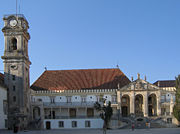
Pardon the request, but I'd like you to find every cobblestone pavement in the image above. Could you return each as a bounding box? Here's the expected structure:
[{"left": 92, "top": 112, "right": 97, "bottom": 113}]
[{"left": 0, "top": 128, "right": 180, "bottom": 134}]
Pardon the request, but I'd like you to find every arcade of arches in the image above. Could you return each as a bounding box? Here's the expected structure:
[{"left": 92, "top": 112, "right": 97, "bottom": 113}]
[{"left": 119, "top": 93, "right": 159, "bottom": 117}]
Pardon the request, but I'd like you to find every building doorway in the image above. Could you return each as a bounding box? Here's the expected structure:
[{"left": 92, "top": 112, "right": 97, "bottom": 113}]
[
  {"left": 46, "top": 121, "right": 51, "bottom": 129},
  {"left": 69, "top": 108, "right": 76, "bottom": 118},
  {"left": 121, "top": 95, "right": 130, "bottom": 117},
  {"left": 87, "top": 108, "right": 94, "bottom": 117}
]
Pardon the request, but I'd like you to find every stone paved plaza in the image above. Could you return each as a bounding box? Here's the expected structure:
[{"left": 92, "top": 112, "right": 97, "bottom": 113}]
[{"left": 0, "top": 128, "right": 180, "bottom": 134}]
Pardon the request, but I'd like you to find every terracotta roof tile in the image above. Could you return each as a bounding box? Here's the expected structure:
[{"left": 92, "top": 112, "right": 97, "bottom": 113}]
[
  {"left": 153, "top": 80, "right": 175, "bottom": 87},
  {"left": 31, "top": 68, "right": 130, "bottom": 91}
]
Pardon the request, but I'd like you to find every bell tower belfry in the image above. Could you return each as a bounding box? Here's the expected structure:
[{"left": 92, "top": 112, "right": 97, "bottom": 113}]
[{"left": 1, "top": 14, "right": 31, "bottom": 129}]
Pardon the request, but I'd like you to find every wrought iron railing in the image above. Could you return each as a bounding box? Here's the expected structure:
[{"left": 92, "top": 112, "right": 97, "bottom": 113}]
[
  {"left": 44, "top": 115, "right": 100, "bottom": 119},
  {"left": 31, "top": 101, "right": 117, "bottom": 107},
  {"left": 43, "top": 102, "right": 97, "bottom": 107},
  {"left": 44, "top": 114, "right": 119, "bottom": 120}
]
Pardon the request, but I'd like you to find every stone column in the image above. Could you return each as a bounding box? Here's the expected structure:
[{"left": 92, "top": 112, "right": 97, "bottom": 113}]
[
  {"left": 130, "top": 92, "right": 135, "bottom": 114},
  {"left": 117, "top": 91, "right": 121, "bottom": 118},
  {"left": 143, "top": 92, "right": 148, "bottom": 117},
  {"left": 170, "top": 95, "right": 174, "bottom": 116},
  {"left": 157, "top": 96, "right": 161, "bottom": 116}
]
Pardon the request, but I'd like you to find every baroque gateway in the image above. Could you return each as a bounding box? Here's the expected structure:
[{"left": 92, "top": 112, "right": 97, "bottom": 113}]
[{"left": 0, "top": 14, "right": 177, "bottom": 130}]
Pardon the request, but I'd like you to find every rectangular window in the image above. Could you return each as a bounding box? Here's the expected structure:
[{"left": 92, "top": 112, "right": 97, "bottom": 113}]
[
  {"left": 85, "top": 121, "right": 91, "bottom": 128},
  {"left": 67, "top": 96, "right": 71, "bottom": 103},
  {"left": 13, "top": 96, "right": 16, "bottom": 102},
  {"left": 87, "top": 108, "right": 94, "bottom": 117},
  {"left": 13, "top": 85, "right": 16, "bottom": 91},
  {"left": 5, "top": 119, "right": 8, "bottom": 128},
  {"left": 12, "top": 75, "right": 16, "bottom": 81},
  {"left": 3, "top": 100, "right": 7, "bottom": 115},
  {"left": 112, "top": 96, "right": 117, "bottom": 103},
  {"left": 69, "top": 108, "right": 76, "bottom": 117},
  {"left": 82, "top": 97, "right": 86, "bottom": 102},
  {"left": 50, "top": 98, "right": 55, "bottom": 103},
  {"left": 59, "top": 121, "right": 64, "bottom": 128},
  {"left": 72, "top": 121, "right": 77, "bottom": 128}
]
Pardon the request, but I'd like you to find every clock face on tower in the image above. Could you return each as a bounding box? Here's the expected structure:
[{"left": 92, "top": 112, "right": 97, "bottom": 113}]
[{"left": 10, "top": 19, "right": 17, "bottom": 27}]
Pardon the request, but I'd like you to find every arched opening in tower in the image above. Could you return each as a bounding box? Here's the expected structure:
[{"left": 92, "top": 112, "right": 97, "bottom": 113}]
[{"left": 11, "top": 38, "right": 17, "bottom": 50}]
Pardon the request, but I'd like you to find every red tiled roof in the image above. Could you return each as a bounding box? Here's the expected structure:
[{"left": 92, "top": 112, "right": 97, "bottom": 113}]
[
  {"left": 31, "top": 68, "right": 130, "bottom": 91},
  {"left": 153, "top": 80, "right": 175, "bottom": 87}
]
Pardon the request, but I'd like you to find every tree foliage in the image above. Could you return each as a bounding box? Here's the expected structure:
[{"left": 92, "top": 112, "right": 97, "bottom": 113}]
[
  {"left": 94, "top": 101, "right": 113, "bottom": 128},
  {"left": 173, "top": 75, "right": 180, "bottom": 122}
]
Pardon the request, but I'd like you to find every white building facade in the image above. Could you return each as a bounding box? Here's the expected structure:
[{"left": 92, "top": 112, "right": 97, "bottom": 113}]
[{"left": 30, "top": 70, "right": 176, "bottom": 129}]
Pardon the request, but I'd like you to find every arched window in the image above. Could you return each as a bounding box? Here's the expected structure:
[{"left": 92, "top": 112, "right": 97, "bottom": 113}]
[{"left": 11, "top": 38, "right": 17, "bottom": 50}]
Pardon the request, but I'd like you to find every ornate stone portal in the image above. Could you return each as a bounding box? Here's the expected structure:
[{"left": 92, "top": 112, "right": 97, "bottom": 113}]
[{"left": 117, "top": 77, "right": 162, "bottom": 117}]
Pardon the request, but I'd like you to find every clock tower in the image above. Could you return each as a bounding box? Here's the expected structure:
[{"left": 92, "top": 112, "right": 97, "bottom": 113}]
[{"left": 1, "top": 14, "right": 31, "bottom": 129}]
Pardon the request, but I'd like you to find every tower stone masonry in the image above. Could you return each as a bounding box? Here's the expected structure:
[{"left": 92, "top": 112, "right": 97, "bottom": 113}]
[{"left": 1, "top": 14, "right": 31, "bottom": 129}]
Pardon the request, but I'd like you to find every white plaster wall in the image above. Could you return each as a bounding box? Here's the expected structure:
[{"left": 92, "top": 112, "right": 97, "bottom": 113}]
[
  {"left": 71, "top": 96, "right": 81, "bottom": 102},
  {"left": 34, "top": 96, "right": 50, "bottom": 102},
  {"left": 86, "top": 95, "right": 97, "bottom": 102},
  {"left": 0, "top": 86, "right": 7, "bottom": 129},
  {"left": 166, "top": 93, "right": 172, "bottom": 102},
  {"left": 44, "top": 118, "right": 103, "bottom": 129},
  {"left": 55, "top": 96, "right": 67, "bottom": 102}
]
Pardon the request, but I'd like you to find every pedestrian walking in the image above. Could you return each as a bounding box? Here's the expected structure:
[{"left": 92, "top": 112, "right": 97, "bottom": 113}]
[{"left": 131, "top": 123, "right": 135, "bottom": 131}]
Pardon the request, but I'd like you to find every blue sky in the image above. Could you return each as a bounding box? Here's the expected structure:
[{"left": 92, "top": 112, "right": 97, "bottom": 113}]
[{"left": 0, "top": 0, "right": 180, "bottom": 84}]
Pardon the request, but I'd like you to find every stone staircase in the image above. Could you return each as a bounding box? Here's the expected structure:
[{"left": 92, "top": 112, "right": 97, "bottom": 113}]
[{"left": 116, "top": 116, "right": 176, "bottom": 129}]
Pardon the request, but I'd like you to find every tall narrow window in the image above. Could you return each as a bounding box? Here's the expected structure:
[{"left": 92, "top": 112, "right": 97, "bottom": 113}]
[
  {"left": 50, "top": 98, "right": 55, "bottom": 103},
  {"left": 5, "top": 119, "right": 8, "bottom": 128},
  {"left": 72, "top": 121, "right": 77, "bottom": 128},
  {"left": 59, "top": 121, "right": 64, "bottom": 128},
  {"left": 13, "top": 96, "right": 16, "bottom": 102},
  {"left": 85, "top": 121, "right": 91, "bottom": 128},
  {"left": 12, "top": 75, "right": 16, "bottom": 80},
  {"left": 13, "top": 85, "right": 16, "bottom": 91},
  {"left": 3, "top": 100, "right": 7, "bottom": 115},
  {"left": 87, "top": 108, "right": 94, "bottom": 117},
  {"left": 11, "top": 38, "right": 17, "bottom": 50}
]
